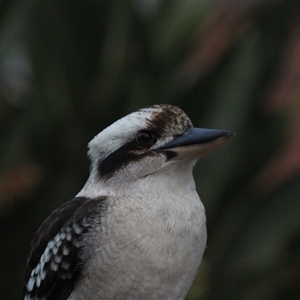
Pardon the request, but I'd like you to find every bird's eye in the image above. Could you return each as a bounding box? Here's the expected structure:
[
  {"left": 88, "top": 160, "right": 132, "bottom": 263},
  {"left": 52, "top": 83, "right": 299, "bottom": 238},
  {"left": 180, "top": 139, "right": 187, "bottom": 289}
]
[{"left": 136, "top": 130, "right": 156, "bottom": 147}]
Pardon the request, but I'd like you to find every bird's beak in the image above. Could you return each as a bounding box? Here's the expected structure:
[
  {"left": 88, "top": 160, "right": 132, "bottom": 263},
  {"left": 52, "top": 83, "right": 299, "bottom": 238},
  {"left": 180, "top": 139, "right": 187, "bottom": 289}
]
[{"left": 157, "top": 128, "right": 234, "bottom": 161}]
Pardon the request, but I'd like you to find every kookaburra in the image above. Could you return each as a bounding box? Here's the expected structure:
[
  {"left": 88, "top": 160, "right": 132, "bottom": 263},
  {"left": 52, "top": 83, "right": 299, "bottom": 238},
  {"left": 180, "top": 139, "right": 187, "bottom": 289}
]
[{"left": 24, "top": 104, "right": 233, "bottom": 300}]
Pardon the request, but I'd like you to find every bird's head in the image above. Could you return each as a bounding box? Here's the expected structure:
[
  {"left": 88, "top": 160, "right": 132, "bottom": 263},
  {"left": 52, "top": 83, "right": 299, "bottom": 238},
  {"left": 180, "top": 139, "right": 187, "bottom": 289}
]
[{"left": 87, "top": 104, "right": 233, "bottom": 186}]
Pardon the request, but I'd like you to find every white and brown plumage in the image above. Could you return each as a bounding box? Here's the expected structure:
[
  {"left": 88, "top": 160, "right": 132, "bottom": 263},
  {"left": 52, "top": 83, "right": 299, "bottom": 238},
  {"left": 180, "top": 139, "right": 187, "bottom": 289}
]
[{"left": 24, "top": 104, "right": 233, "bottom": 300}]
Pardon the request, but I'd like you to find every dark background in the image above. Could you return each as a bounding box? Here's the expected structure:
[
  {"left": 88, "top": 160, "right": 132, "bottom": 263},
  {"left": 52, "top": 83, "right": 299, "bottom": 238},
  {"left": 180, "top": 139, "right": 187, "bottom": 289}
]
[{"left": 1, "top": 1, "right": 300, "bottom": 299}]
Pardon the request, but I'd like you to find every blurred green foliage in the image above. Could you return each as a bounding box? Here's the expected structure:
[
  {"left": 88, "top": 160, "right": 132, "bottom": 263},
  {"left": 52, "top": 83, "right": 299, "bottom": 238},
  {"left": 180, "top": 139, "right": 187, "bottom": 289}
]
[{"left": 1, "top": 1, "right": 300, "bottom": 299}]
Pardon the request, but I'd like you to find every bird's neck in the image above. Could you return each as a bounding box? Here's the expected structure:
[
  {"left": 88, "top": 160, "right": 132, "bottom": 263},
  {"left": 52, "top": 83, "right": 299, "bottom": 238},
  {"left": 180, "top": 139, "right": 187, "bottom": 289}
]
[{"left": 77, "top": 160, "right": 197, "bottom": 200}]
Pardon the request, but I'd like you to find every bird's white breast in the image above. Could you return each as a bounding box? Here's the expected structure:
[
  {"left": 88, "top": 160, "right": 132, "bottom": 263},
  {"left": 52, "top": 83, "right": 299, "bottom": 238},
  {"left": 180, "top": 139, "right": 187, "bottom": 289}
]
[{"left": 72, "top": 161, "right": 207, "bottom": 299}]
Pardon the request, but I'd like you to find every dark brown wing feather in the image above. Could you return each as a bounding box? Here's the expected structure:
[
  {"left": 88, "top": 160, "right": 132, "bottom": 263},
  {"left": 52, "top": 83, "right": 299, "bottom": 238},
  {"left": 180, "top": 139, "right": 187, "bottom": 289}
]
[{"left": 23, "top": 196, "right": 107, "bottom": 300}]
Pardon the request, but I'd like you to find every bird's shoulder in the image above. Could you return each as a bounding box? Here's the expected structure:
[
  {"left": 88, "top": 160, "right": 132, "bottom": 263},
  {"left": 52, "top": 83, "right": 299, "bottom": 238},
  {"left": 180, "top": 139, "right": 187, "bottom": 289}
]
[{"left": 23, "top": 196, "right": 107, "bottom": 300}]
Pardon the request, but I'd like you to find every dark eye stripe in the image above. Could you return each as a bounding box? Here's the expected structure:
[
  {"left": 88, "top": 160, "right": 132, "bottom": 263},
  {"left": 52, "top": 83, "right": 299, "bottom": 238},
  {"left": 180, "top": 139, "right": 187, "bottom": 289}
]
[
  {"left": 97, "top": 141, "right": 149, "bottom": 179},
  {"left": 97, "top": 128, "right": 160, "bottom": 179}
]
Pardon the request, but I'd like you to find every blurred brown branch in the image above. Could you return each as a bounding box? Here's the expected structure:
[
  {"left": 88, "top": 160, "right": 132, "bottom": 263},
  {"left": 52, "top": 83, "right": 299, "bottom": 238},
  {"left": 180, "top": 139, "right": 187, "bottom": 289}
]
[
  {"left": 0, "top": 164, "right": 43, "bottom": 213},
  {"left": 257, "top": 16, "right": 300, "bottom": 194}
]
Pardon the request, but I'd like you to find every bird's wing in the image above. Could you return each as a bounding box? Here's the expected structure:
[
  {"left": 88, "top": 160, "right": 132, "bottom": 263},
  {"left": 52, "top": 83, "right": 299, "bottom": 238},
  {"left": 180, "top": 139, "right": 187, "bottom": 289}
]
[{"left": 23, "top": 196, "right": 106, "bottom": 300}]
